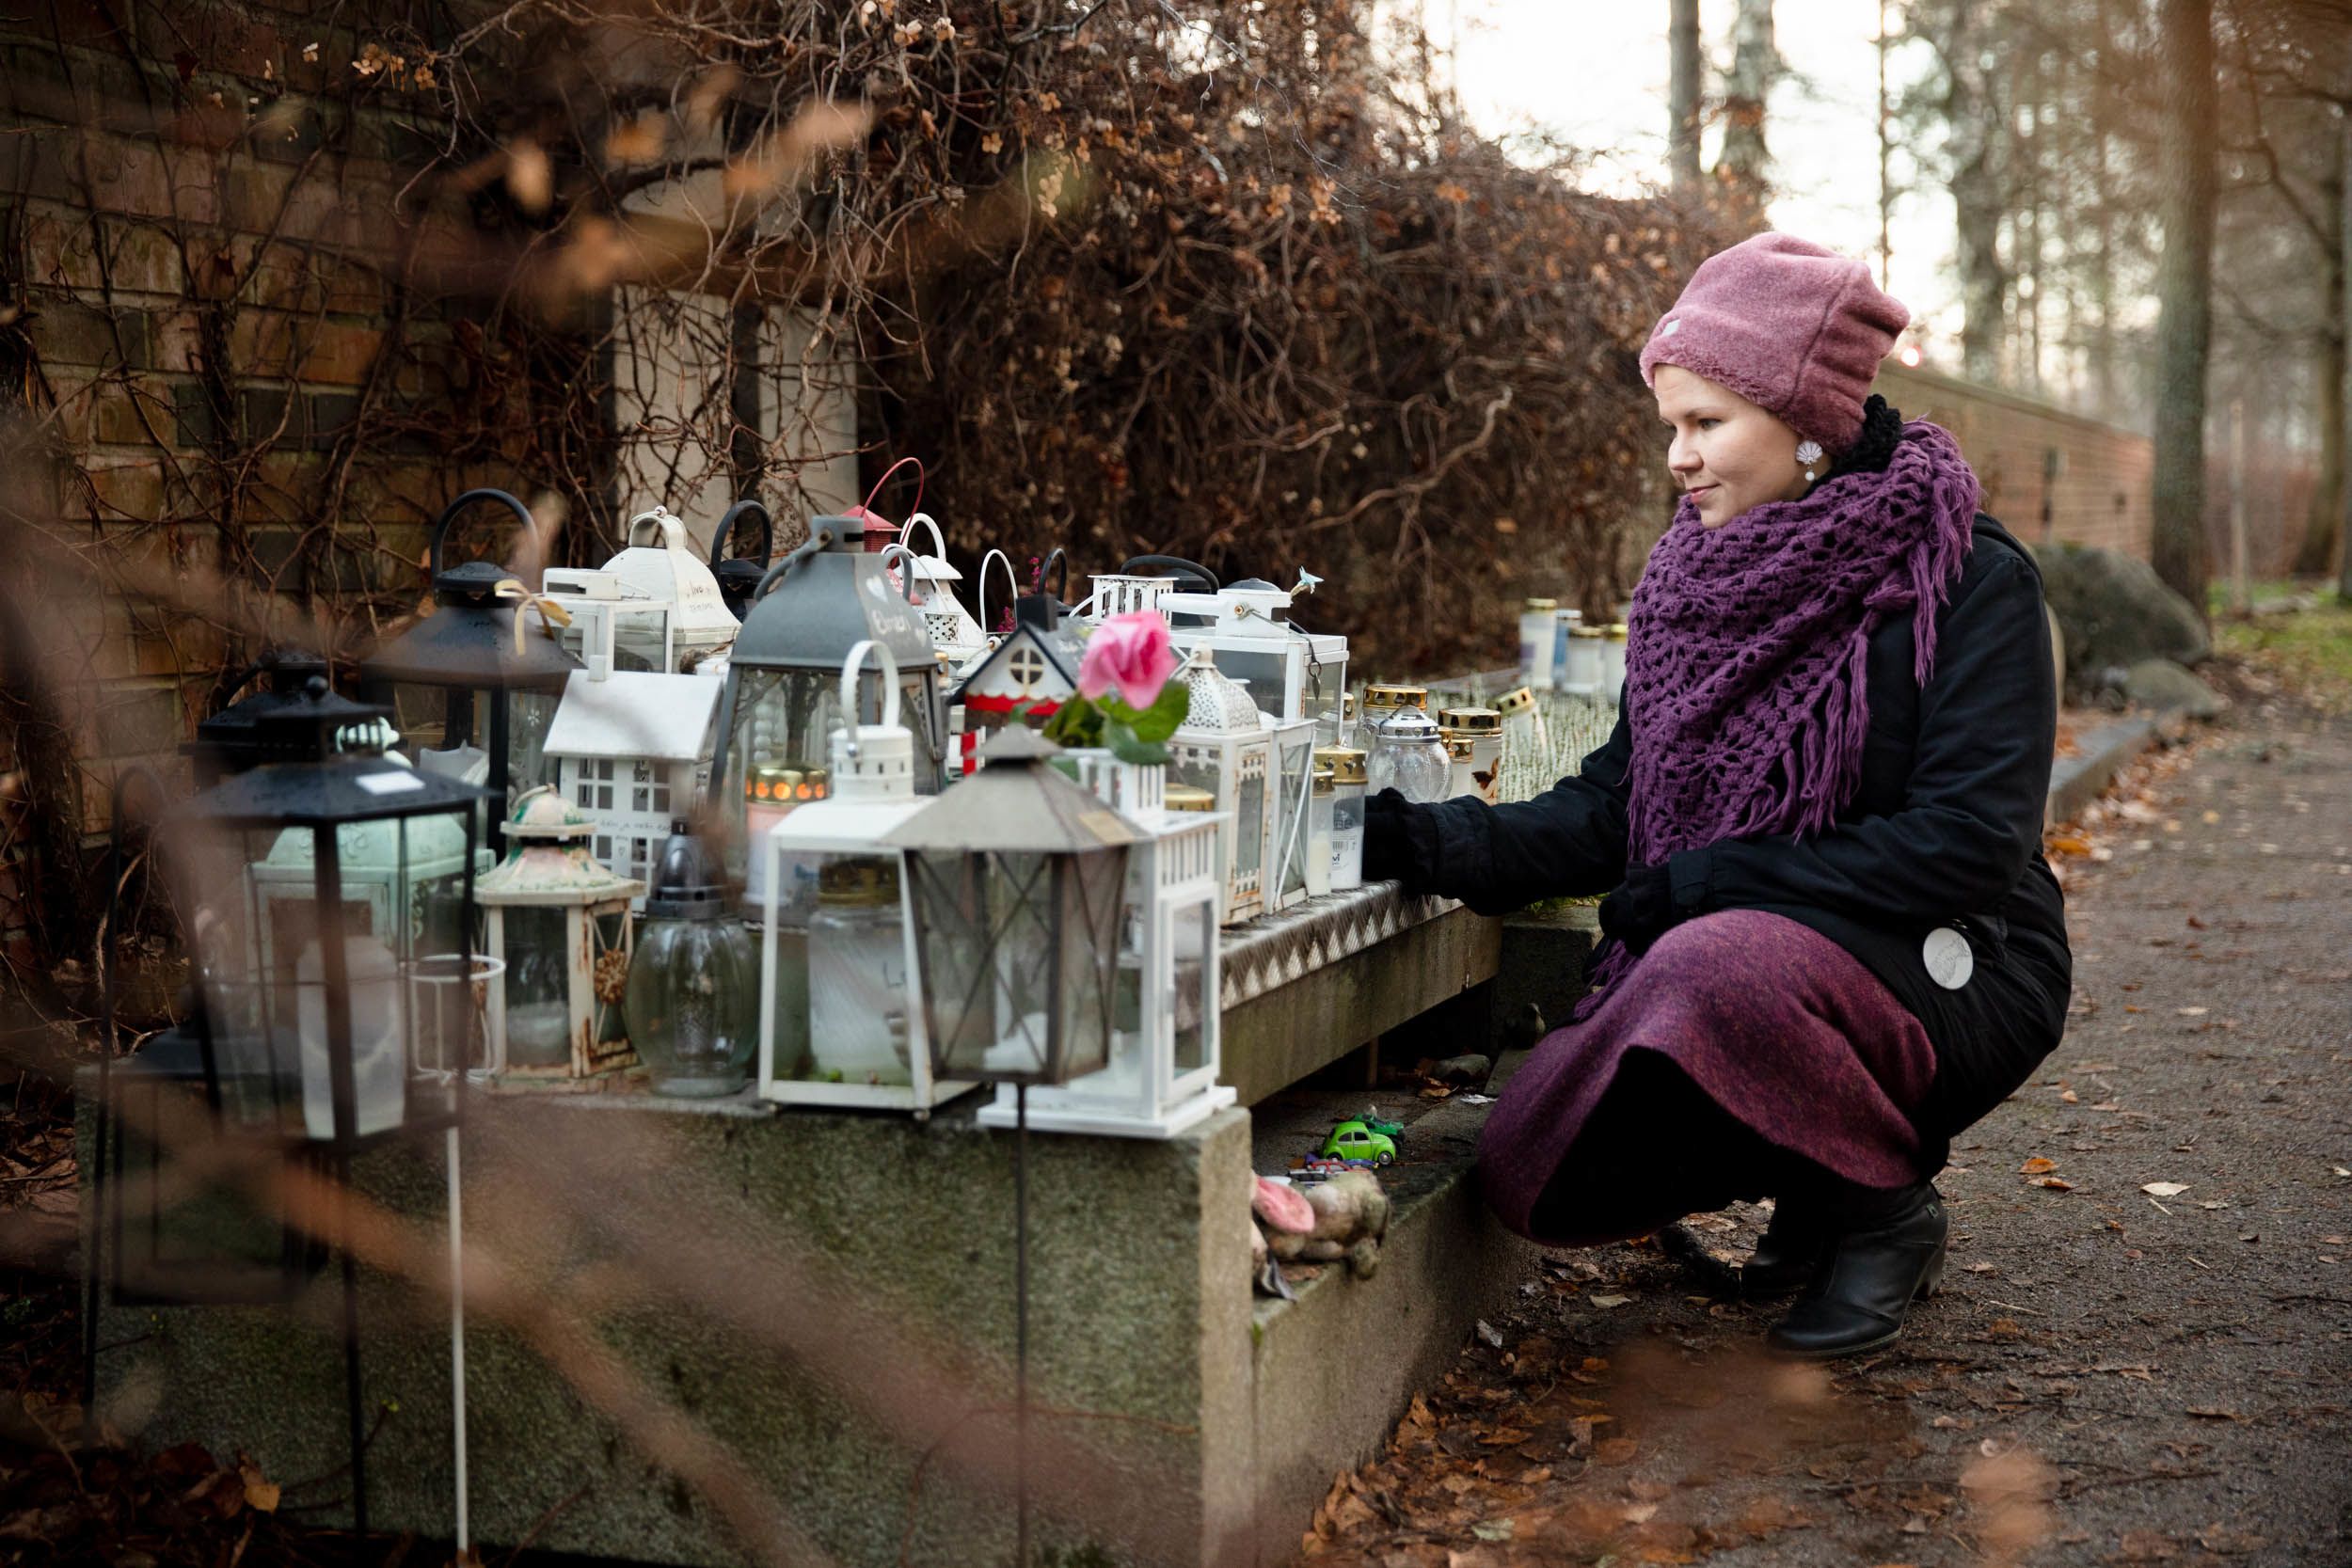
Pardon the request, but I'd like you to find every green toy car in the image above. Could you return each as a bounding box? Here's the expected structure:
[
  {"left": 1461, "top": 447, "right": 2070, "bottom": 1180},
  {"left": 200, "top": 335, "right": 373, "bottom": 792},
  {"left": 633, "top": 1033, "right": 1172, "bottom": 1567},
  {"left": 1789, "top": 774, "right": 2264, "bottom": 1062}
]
[{"left": 1320, "top": 1119, "right": 1397, "bottom": 1166}]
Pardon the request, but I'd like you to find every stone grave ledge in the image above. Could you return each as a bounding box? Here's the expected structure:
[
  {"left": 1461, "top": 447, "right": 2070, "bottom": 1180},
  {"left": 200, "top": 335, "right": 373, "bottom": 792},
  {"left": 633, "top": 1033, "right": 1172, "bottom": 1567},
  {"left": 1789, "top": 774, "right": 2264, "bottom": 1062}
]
[{"left": 82, "top": 895, "right": 1596, "bottom": 1568}]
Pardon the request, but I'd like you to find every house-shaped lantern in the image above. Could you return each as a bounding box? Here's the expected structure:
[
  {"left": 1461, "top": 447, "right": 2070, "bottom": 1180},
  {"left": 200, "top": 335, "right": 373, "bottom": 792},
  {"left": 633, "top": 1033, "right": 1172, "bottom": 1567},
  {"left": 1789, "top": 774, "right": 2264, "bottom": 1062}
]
[
  {"left": 709, "top": 516, "right": 947, "bottom": 864},
  {"left": 478, "top": 786, "right": 643, "bottom": 1083},
  {"left": 978, "top": 751, "right": 1235, "bottom": 1138},
  {"left": 1166, "top": 649, "right": 1276, "bottom": 926},
  {"left": 359, "top": 488, "right": 583, "bottom": 814},
  {"left": 755, "top": 641, "right": 976, "bottom": 1116},
  {"left": 596, "top": 506, "right": 740, "bottom": 672},
  {"left": 542, "top": 670, "right": 723, "bottom": 899},
  {"left": 950, "top": 592, "right": 1085, "bottom": 766}
]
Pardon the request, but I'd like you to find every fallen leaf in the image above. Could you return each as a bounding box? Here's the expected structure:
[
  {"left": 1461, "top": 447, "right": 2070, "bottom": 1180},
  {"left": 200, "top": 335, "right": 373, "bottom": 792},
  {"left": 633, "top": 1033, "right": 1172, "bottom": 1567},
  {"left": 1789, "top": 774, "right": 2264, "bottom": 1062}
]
[
  {"left": 2020, "top": 1156, "right": 2058, "bottom": 1175},
  {"left": 1620, "top": 1502, "right": 1660, "bottom": 1524},
  {"left": 240, "top": 1462, "right": 280, "bottom": 1513},
  {"left": 2034, "top": 1176, "right": 2074, "bottom": 1191},
  {"left": 2332, "top": 1166, "right": 2350, "bottom": 1180},
  {"left": 1470, "top": 1520, "right": 1515, "bottom": 1542},
  {"left": 1589, "top": 1294, "right": 1631, "bottom": 1309},
  {"left": 1593, "top": 1436, "right": 1639, "bottom": 1465},
  {"left": 2185, "top": 1405, "right": 2242, "bottom": 1420},
  {"left": 1474, "top": 1320, "right": 1504, "bottom": 1349},
  {"left": 2196, "top": 1524, "right": 2267, "bottom": 1555},
  {"left": 1514, "top": 1465, "right": 1551, "bottom": 1484},
  {"left": 2142, "top": 1182, "right": 2190, "bottom": 1197},
  {"left": 2117, "top": 1528, "right": 2178, "bottom": 1560},
  {"left": 2175, "top": 1006, "right": 2209, "bottom": 1017},
  {"left": 2060, "top": 1088, "right": 2080, "bottom": 1103}
]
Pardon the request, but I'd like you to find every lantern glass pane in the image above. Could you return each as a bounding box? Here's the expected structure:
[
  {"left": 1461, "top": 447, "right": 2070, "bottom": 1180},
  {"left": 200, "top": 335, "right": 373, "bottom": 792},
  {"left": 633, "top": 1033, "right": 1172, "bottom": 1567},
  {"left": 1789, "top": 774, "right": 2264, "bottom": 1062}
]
[
  {"left": 503, "top": 906, "right": 572, "bottom": 1067},
  {"left": 1232, "top": 771, "right": 1265, "bottom": 879},
  {"left": 112, "top": 1067, "right": 304, "bottom": 1305},
  {"left": 801, "top": 855, "right": 915, "bottom": 1086},
  {"left": 591, "top": 909, "right": 629, "bottom": 1044},
  {"left": 1055, "top": 849, "right": 1125, "bottom": 1083},
  {"left": 1277, "top": 736, "right": 1314, "bottom": 901},
  {"left": 1171, "top": 896, "right": 1213, "bottom": 1075},
  {"left": 509, "top": 689, "right": 561, "bottom": 795},
  {"left": 1217, "top": 651, "right": 1286, "bottom": 717},
  {"left": 903, "top": 850, "right": 1022, "bottom": 1081}
]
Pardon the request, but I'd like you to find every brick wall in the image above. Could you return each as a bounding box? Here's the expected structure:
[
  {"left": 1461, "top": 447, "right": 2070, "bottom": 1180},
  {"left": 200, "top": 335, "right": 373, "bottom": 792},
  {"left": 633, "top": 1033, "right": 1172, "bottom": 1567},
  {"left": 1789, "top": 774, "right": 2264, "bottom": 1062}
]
[{"left": 1877, "top": 364, "right": 2154, "bottom": 560}]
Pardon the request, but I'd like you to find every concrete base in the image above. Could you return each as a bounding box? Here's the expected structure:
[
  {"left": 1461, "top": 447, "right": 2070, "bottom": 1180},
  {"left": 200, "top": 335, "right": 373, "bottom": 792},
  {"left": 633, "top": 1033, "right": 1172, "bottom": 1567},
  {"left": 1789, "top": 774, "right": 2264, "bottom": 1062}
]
[
  {"left": 2048, "top": 717, "right": 2157, "bottom": 824},
  {"left": 86, "top": 1075, "right": 1541, "bottom": 1568}
]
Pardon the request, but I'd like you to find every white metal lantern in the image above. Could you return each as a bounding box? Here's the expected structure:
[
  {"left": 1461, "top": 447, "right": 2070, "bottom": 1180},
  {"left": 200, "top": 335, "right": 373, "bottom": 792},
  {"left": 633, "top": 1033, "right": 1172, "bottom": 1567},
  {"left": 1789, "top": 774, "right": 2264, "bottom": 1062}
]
[
  {"left": 978, "top": 753, "right": 1234, "bottom": 1139},
  {"left": 1159, "top": 575, "right": 1348, "bottom": 734},
  {"left": 1262, "top": 707, "right": 1319, "bottom": 912},
  {"left": 596, "top": 506, "right": 741, "bottom": 672},
  {"left": 541, "top": 671, "right": 723, "bottom": 902},
  {"left": 1083, "top": 573, "right": 1181, "bottom": 624},
  {"left": 478, "top": 786, "right": 643, "bottom": 1083},
  {"left": 893, "top": 515, "right": 990, "bottom": 664},
  {"left": 1166, "top": 650, "right": 1276, "bottom": 926},
  {"left": 538, "top": 567, "right": 678, "bottom": 679},
  {"left": 755, "top": 641, "right": 976, "bottom": 1116}
]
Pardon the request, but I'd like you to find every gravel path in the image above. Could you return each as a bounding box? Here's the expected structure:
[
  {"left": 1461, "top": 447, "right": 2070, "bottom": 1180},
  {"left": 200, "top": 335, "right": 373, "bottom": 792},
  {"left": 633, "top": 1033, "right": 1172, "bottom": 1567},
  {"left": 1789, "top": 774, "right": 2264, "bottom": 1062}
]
[{"left": 1299, "top": 707, "right": 2352, "bottom": 1568}]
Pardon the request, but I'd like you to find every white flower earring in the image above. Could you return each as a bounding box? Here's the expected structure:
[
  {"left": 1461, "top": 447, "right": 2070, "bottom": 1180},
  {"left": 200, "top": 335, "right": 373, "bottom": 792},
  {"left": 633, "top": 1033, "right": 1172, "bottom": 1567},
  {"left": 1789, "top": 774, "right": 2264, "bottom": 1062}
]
[{"left": 1795, "top": 440, "right": 1824, "bottom": 483}]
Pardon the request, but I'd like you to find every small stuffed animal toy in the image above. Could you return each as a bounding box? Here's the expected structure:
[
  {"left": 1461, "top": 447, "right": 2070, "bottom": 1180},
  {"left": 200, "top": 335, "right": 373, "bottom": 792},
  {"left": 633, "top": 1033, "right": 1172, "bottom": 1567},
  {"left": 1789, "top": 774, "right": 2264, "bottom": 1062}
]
[{"left": 1266, "top": 1169, "right": 1391, "bottom": 1279}]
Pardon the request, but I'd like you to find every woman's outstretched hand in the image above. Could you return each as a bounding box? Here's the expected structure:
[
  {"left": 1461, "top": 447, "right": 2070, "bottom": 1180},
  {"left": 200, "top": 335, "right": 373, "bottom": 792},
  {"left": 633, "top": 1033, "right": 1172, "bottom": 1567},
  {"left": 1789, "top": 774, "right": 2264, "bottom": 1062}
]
[{"left": 1597, "top": 863, "right": 1675, "bottom": 954}]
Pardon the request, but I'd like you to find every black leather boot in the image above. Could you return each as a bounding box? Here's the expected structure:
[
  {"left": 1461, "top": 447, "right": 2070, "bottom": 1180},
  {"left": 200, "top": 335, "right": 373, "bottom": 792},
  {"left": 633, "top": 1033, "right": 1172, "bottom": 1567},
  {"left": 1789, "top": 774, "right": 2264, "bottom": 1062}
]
[
  {"left": 1740, "top": 1197, "right": 1830, "bottom": 1298},
  {"left": 1765, "top": 1182, "right": 1947, "bottom": 1359}
]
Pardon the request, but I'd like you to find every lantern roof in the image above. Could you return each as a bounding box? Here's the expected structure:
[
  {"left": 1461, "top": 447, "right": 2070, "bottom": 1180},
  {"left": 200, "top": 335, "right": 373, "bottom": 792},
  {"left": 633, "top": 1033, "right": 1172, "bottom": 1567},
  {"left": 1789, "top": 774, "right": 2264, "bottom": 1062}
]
[
  {"left": 949, "top": 612, "right": 1082, "bottom": 706},
  {"left": 728, "top": 517, "right": 935, "bottom": 675},
  {"left": 186, "top": 647, "right": 332, "bottom": 779},
  {"left": 359, "top": 489, "right": 583, "bottom": 693},
  {"left": 598, "top": 506, "right": 740, "bottom": 651},
  {"left": 643, "top": 828, "right": 729, "bottom": 920},
  {"left": 1173, "top": 649, "right": 1263, "bottom": 736},
  {"left": 179, "top": 682, "right": 487, "bottom": 828},
  {"left": 479, "top": 790, "right": 642, "bottom": 904},
  {"left": 881, "top": 730, "right": 1140, "bottom": 856},
  {"left": 542, "top": 670, "right": 722, "bottom": 764},
  {"left": 501, "top": 783, "right": 596, "bottom": 840}
]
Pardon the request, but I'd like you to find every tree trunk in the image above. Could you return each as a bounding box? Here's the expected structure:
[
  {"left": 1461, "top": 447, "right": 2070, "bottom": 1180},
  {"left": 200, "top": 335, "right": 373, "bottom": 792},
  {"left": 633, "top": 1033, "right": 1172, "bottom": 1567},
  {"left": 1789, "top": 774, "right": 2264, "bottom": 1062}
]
[
  {"left": 2295, "top": 119, "right": 2346, "bottom": 582},
  {"left": 2341, "top": 102, "right": 2352, "bottom": 600},
  {"left": 1714, "top": 0, "right": 1776, "bottom": 231},
  {"left": 1935, "top": 0, "right": 2008, "bottom": 384},
  {"left": 1669, "top": 0, "right": 1704, "bottom": 200},
  {"left": 2150, "top": 0, "right": 2217, "bottom": 619}
]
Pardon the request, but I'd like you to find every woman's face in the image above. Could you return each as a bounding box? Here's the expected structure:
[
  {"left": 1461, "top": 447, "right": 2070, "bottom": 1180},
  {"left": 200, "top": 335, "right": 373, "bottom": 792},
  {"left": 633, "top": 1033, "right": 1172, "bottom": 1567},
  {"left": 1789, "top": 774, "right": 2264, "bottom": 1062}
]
[{"left": 1652, "top": 364, "right": 1812, "bottom": 528}]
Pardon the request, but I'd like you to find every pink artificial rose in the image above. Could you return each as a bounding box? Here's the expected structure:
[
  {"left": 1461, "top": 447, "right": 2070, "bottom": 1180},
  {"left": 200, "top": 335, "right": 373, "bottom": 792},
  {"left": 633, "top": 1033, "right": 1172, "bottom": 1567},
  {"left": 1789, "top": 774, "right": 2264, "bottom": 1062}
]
[{"left": 1078, "top": 610, "right": 1178, "bottom": 710}]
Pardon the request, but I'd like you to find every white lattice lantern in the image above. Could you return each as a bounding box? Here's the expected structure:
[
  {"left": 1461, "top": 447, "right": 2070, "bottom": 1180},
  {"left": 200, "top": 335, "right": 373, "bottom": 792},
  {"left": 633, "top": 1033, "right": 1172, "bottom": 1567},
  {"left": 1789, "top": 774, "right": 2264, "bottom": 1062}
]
[
  {"left": 596, "top": 506, "right": 742, "bottom": 671},
  {"left": 543, "top": 671, "right": 723, "bottom": 901},
  {"left": 1167, "top": 650, "right": 1277, "bottom": 926},
  {"left": 978, "top": 754, "right": 1234, "bottom": 1138},
  {"left": 892, "top": 515, "right": 990, "bottom": 664},
  {"left": 477, "top": 786, "right": 643, "bottom": 1082},
  {"left": 1085, "top": 573, "right": 1181, "bottom": 624},
  {"left": 755, "top": 641, "right": 976, "bottom": 1116}
]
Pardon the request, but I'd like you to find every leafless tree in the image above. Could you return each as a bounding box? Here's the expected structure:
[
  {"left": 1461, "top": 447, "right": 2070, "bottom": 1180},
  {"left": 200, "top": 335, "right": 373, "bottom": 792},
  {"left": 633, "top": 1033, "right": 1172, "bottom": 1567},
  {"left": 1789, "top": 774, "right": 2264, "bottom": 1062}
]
[
  {"left": 1715, "top": 0, "right": 1778, "bottom": 230},
  {"left": 2153, "top": 0, "right": 2221, "bottom": 614},
  {"left": 1670, "top": 0, "right": 1706, "bottom": 199}
]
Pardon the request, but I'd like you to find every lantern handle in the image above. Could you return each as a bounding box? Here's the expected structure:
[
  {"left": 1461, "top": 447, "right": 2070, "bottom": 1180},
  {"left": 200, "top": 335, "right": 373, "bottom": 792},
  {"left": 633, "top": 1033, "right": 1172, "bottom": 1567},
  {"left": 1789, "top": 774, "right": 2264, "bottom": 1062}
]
[
  {"left": 625, "top": 506, "right": 687, "bottom": 552},
  {"left": 976, "top": 548, "right": 1019, "bottom": 638},
  {"left": 1118, "top": 554, "right": 1220, "bottom": 594},
  {"left": 860, "top": 454, "right": 925, "bottom": 527},
  {"left": 837, "top": 639, "right": 902, "bottom": 757},
  {"left": 710, "top": 499, "right": 773, "bottom": 567},
  {"left": 898, "top": 511, "right": 950, "bottom": 565},
  {"left": 1039, "top": 547, "right": 1070, "bottom": 604},
  {"left": 751, "top": 527, "right": 833, "bottom": 601},
  {"left": 430, "top": 488, "right": 537, "bottom": 580},
  {"left": 875, "top": 542, "right": 922, "bottom": 605}
]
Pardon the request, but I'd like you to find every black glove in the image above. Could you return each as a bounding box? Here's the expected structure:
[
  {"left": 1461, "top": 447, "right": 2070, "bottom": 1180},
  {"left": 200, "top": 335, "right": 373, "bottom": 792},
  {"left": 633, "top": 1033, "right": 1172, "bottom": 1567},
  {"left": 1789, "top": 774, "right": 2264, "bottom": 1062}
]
[
  {"left": 1361, "top": 787, "right": 1422, "bottom": 887},
  {"left": 1597, "top": 862, "right": 1674, "bottom": 955}
]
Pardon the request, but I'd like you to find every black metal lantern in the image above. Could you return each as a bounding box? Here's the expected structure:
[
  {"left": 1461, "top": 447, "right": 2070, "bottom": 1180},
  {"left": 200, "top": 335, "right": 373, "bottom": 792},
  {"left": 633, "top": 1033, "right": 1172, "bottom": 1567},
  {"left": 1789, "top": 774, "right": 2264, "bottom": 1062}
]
[
  {"left": 708, "top": 498, "right": 773, "bottom": 623},
  {"left": 167, "top": 676, "right": 485, "bottom": 1544},
  {"left": 359, "top": 488, "right": 581, "bottom": 812},
  {"left": 710, "top": 516, "right": 948, "bottom": 866},
  {"left": 184, "top": 647, "right": 332, "bottom": 786},
  {"left": 881, "top": 728, "right": 1136, "bottom": 1087}
]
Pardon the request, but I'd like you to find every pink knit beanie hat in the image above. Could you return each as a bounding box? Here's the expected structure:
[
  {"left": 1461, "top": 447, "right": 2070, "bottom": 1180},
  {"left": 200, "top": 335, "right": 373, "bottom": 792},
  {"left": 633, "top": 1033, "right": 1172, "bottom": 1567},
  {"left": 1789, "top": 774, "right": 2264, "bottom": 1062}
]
[{"left": 1638, "top": 233, "right": 1910, "bottom": 455}]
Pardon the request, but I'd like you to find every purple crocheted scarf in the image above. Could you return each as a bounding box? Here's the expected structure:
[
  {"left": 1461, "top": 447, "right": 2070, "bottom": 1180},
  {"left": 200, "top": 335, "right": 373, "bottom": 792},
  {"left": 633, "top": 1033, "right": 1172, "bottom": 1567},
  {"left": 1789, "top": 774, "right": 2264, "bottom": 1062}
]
[{"left": 1576, "top": 420, "right": 1979, "bottom": 1015}]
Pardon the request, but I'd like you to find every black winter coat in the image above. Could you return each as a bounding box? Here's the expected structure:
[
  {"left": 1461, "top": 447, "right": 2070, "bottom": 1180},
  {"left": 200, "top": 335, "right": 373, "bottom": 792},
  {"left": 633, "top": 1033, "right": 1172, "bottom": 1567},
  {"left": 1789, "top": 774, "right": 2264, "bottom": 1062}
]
[{"left": 1369, "top": 515, "right": 2072, "bottom": 1158}]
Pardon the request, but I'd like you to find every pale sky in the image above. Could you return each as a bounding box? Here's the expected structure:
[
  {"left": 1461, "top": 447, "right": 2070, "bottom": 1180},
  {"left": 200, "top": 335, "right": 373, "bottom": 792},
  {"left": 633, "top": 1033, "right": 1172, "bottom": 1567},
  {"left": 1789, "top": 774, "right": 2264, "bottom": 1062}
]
[{"left": 1443, "top": 0, "right": 1963, "bottom": 356}]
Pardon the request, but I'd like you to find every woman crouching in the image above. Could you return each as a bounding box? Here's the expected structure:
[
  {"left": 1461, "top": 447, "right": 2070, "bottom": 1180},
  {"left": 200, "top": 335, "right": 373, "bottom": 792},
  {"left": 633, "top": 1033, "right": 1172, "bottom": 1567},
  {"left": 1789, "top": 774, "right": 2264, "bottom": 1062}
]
[{"left": 1366, "top": 233, "right": 2072, "bottom": 1359}]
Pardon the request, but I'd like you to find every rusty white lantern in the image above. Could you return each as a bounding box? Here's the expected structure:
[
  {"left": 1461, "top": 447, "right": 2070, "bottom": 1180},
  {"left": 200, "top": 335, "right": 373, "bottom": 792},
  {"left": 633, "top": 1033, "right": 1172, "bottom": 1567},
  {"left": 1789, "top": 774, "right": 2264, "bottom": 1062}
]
[
  {"left": 1166, "top": 649, "right": 1276, "bottom": 926},
  {"left": 477, "top": 786, "right": 643, "bottom": 1083},
  {"left": 595, "top": 506, "right": 741, "bottom": 672},
  {"left": 979, "top": 753, "right": 1234, "bottom": 1139},
  {"left": 755, "top": 641, "right": 974, "bottom": 1116}
]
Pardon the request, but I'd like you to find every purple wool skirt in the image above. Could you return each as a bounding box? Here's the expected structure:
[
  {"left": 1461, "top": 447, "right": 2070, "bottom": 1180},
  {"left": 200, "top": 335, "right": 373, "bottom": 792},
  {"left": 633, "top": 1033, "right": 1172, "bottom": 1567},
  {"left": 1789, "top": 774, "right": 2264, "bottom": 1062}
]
[{"left": 1477, "top": 910, "right": 1938, "bottom": 1247}]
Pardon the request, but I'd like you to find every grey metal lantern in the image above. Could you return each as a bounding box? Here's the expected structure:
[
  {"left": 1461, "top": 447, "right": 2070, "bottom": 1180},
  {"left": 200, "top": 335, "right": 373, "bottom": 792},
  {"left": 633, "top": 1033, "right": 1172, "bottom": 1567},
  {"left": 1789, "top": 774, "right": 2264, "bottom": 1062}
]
[
  {"left": 882, "top": 728, "right": 1139, "bottom": 1087},
  {"left": 710, "top": 516, "right": 947, "bottom": 866},
  {"left": 359, "top": 488, "right": 582, "bottom": 812}
]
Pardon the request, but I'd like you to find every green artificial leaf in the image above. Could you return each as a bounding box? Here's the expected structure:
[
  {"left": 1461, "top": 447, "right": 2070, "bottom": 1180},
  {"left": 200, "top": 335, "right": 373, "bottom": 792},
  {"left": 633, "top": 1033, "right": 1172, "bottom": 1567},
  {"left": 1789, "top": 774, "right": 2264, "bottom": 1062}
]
[
  {"left": 1050, "top": 757, "right": 1082, "bottom": 782},
  {"left": 1125, "top": 678, "right": 1192, "bottom": 744},
  {"left": 1042, "top": 695, "right": 1102, "bottom": 748}
]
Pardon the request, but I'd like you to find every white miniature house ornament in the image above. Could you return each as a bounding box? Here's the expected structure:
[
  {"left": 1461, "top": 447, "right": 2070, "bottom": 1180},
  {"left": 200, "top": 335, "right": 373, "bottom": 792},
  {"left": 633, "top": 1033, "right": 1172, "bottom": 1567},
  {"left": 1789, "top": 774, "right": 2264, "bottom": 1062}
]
[
  {"left": 477, "top": 786, "right": 644, "bottom": 1083},
  {"left": 542, "top": 671, "right": 723, "bottom": 901},
  {"left": 755, "top": 641, "right": 975, "bottom": 1116}
]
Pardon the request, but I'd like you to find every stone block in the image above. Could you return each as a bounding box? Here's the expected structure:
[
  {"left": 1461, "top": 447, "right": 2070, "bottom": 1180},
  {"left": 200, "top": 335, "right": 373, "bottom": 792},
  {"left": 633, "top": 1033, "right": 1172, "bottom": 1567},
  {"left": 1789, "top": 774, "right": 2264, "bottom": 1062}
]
[
  {"left": 84, "top": 456, "right": 167, "bottom": 523},
  {"left": 1492, "top": 904, "right": 1597, "bottom": 1045},
  {"left": 2122, "top": 657, "right": 2227, "bottom": 720},
  {"left": 28, "top": 296, "right": 147, "bottom": 370},
  {"left": 2039, "top": 544, "right": 2209, "bottom": 684},
  {"left": 229, "top": 309, "right": 385, "bottom": 386},
  {"left": 93, "top": 684, "right": 181, "bottom": 757},
  {"left": 23, "top": 207, "right": 183, "bottom": 297}
]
